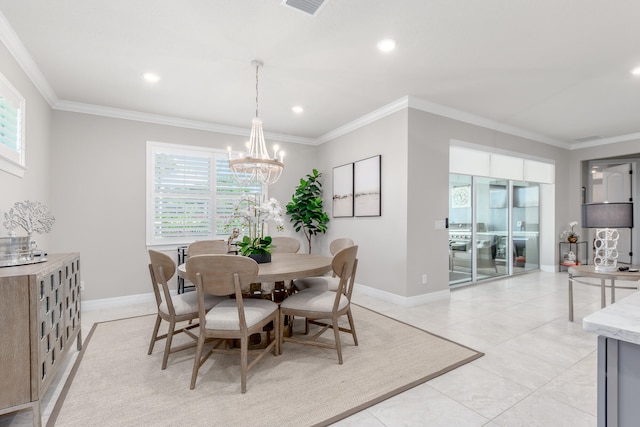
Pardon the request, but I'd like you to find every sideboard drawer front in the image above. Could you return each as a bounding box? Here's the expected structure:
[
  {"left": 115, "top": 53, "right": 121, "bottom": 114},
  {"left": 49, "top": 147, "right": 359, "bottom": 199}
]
[{"left": 0, "top": 277, "right": 31, "bottom": 408}]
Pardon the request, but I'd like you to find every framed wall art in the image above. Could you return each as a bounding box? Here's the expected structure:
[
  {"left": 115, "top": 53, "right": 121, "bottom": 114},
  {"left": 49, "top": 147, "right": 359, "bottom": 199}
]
[
  {"left": 354, "top": 155, "right": 381, "bottom": 217},
  {"left": 332, "top": 162, "right": 354, "bottom": 217}
]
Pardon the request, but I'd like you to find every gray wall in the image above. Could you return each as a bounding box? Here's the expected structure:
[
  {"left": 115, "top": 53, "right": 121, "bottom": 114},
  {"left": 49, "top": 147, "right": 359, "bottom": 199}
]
[
  {"left": 0, "top": 41, "right": 53, "bottom": 249},
  {"left": 315, "top": 110, "right": 409, "bottom": 296},
  {"left": 48, "top": 110, "right": 313, "bottom": 300}
]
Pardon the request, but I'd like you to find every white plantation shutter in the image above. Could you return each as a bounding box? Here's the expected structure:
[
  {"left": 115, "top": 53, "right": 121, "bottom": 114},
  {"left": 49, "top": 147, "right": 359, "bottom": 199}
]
[
  {"left": 215, "top": 157, "right": 262, "bottom": 234},
  {"left": 0, "top": 71, "right": 26, "bottom": 176},
  {"left": 146, "top": 141, "right": 263, "bottom": 246},
  {"left": 0, "top": 97, "right": 19, "bottom": 151}
]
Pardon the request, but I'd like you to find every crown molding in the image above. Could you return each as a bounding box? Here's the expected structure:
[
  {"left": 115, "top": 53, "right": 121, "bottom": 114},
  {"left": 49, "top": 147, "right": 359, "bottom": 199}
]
[
  {"left": 53, "top": 100, "right": 316, "bottom": 145},
  {"left": 3, "top": 10, "right": 636, "bottom": 151},
  {"left": 567, "top": 132, "right": 640, "bottom": 150},
  {"left": 0, "top": 10, "right": 57, "bottom": 107},
  {"left": 314, "top": 97, "right": 410, "bottom": 144},
  {"left": 407, "top": 96, "right": 573, "bottom": 150}
]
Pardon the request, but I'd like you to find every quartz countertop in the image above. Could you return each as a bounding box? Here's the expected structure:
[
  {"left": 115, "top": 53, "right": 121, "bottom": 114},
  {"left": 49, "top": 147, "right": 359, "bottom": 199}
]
[{"left": 583, "top": 291, "right": 640, "bottom": 345}]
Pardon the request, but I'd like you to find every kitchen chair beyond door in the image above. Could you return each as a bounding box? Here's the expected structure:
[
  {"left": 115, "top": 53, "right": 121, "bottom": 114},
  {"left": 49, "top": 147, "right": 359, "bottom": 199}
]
[
  {"left": 279, "top": 245, "right": 359, "bottom": 364},
  {"left": 147, "top": 250, "right": 226, "bottom": 370},
  {"left": 294, "top": 237, "right": 355, "bottom": 291},
  {"left": 186, "top": 254, "right": 280, "bottom": 393}
]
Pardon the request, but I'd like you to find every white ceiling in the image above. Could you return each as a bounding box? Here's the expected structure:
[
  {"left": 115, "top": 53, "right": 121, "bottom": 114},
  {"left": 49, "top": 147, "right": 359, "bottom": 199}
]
[{"left": 1, "top": 0, "right": 640, "bottom": 148}]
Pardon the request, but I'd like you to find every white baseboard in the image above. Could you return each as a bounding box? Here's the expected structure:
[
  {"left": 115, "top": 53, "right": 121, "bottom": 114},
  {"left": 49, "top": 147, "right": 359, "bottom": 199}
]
[
  {"left": 82, "top": 290, "right": 176, "bottom": 312},
  {"left": 83, "top": 284, "right": 451, "bottom": 312},
  {"left": 353, "top": 283, "right": 450, "bottom": 307},
  {"left": 540, "top": 263, "right": 557, "bottom": 273}
]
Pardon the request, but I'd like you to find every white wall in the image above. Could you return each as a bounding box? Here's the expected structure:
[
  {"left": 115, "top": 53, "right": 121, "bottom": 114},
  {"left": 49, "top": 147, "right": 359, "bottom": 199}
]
[
  {"left": 48, "top": 110, "right": 313, "bottom": 300},
  {"left": 0, "top": 42, "right": 53, "bottom": 249}
]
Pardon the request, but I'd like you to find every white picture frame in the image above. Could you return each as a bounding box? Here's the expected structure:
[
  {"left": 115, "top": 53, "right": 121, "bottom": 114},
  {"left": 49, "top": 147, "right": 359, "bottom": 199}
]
[
  {"left": 354, "top": 155, "right": 381, "bottom": 217},
  {"left": 332, "top": 162, "right": 354, "bottom": 217}
]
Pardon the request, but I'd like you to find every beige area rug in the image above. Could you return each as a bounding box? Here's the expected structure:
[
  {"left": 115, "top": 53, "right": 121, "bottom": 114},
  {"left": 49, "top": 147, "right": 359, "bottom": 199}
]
[{"left": 50, "top": 305, "right": 482, "bottom": 427}]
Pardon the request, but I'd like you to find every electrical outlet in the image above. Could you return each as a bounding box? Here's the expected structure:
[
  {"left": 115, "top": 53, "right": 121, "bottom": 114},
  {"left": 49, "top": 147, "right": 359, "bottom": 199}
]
[
  {"left": 80, "top": 280, "right": 85, "bottom": 291},
  {"left": 421, "top": 274, "right": 428, "bottom": 284}
]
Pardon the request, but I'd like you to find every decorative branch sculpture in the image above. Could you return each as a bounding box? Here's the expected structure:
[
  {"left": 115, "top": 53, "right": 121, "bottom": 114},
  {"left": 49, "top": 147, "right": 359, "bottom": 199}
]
[{"left": 3, "top": 200, "right": 55, "bottom": 236}]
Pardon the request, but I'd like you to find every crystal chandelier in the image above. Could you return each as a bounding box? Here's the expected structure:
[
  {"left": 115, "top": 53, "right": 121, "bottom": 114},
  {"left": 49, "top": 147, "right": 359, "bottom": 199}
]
[{"left": 227, "top": 60, "right": 284, "bottom": 185}]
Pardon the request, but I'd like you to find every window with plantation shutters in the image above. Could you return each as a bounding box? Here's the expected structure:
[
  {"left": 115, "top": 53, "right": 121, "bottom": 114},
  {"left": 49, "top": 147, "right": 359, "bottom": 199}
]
[
  {"left": 146, "top": 141, "right": 262, "bottom": 247},
  {"left": 0, "top": 71, "right": 26, "bottom": 177}
]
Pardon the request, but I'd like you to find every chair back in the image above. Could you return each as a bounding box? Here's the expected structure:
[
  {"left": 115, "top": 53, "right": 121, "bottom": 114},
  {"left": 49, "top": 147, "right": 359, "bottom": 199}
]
[
  {"left": 329, "top": 238, "right": 354, "bottom": 255},
  {"left": 186, "top": 254, "right": 258, "bottom": 297},
  {"left": 187, "top": 239, "right": 228, "bottom": 256},
  {"left": 148, "top": 249, "right": 177, "bottom": 312},
  {"left": 271, "top": 236, "right": 301, "bottom": 253},
  {"left": 331, "top": 245, "right": 359, "bottom": 297}
]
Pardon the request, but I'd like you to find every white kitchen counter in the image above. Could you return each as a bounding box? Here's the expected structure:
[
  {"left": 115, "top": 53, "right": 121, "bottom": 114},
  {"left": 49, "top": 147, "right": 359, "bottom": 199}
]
[{"left": 583, "top": 291, "right": 640, "bottom": 345}]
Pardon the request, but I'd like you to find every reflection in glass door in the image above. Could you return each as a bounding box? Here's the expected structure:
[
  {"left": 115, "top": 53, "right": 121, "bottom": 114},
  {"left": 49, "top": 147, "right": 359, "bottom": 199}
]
[
  {"left": 449, "top": 174, "right": 473, "bottom": 285},
  {"left": 475, "top": 177, "right": 508, "bottom": 281},
  {"left": 512, "top": 181, "right": 540, "bottom": 272}
]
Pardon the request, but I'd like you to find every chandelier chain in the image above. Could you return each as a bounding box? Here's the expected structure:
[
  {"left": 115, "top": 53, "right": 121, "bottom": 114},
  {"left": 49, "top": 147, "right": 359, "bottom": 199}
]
[{"left": 255, "top": 63, "right": 259, "bottom": 118}]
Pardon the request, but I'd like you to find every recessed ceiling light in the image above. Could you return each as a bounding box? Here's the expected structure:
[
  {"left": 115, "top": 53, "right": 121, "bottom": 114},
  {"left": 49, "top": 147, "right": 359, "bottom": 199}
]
[
  {"left": 292, "top": 105, "right": 304, "bottom": 114},
  {"left": 632, "top": 67, "right": 640, "bottom": 76},
  {"left": 377, "top": 38, "right": 397, "bottom": 53},
  {"left": 143, "top": 72, "right": 160, "bottom": 83}
]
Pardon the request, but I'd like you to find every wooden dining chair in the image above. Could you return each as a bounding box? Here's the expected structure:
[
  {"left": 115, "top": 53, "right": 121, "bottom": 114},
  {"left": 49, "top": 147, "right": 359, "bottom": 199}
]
[
  {"left": 187, "top": 239, "right": 229, "bottom": 256},
  {"left": 294, "top": 237, "right": 355, "bottom": 291},
  {"left": 270, "top": 236, "right": 301, "bottom": 254},
  {"left": 186, "top": 254, "right": 280, "bottom": 393},
  {"left": 147, "top": 250, "right": 227, "bottom": 369},
  {"left": 279, "top": 245, "right": 359, "bottom": 364}
]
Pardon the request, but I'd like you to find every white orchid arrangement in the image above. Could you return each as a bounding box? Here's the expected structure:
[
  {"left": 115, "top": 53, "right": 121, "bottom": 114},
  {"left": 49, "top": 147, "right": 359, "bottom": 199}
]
[
  {"left": 226, "top": 195, "right": 284, "bottom": 255},
  {"left": 559, "top": 221, "right": 579, "bottom": 241},
  {"left": 3, "top": 200, "right": 55, "bottom": 236}
]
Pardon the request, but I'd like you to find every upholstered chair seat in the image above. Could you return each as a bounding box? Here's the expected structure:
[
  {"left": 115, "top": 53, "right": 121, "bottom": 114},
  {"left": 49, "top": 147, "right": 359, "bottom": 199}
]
[
  {"left": 205, "top": 299, "right": 279, "bottom": 330},
  {"left": 159, "top": 292, "right": 222, "bottom": 317}
]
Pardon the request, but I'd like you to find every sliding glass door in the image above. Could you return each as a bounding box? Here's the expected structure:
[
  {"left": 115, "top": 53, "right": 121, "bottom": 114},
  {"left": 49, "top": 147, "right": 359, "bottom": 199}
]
[
  {"left": 449, "top": 174, "right": 473, "bottom": 285},
  {"left": 475, "top": 177, "right": 509, "bottom": 280},
  {"left": 449, "top": 175, "right": 540, "bottom": 286},
  {"left": 512, "top": 181, "right": 540, "bottom": 273}
]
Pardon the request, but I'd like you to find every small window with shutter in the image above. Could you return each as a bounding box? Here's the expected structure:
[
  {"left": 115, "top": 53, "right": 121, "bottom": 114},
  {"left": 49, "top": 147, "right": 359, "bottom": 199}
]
[{"left": 0, "top": 71, "right": 26, "bottom": 177}]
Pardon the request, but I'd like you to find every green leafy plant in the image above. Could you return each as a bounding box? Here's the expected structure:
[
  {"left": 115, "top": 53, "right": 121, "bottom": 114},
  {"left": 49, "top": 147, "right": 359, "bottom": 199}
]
[
  {"left": 286, "top": 169, "right": 330, "bottom": 254},
  {"left": 236, "top": 235, "right": 273, "bottom": 256}
]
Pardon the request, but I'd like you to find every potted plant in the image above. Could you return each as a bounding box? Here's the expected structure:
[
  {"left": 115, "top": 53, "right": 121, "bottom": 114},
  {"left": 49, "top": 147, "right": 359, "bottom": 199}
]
[
  {"left": 559, "top": 221, "right": 579, "bottom": 243},
  {"left": 286, "top": 169, "right": 330, "bottom": 254},
  {"left": 226, "top": 195, "right": 284, "bottom": 263}
]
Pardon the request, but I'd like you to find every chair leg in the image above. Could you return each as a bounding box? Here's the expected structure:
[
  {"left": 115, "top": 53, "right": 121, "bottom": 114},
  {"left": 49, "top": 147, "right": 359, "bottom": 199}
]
[
  {"left": 333, "top": 314, "right": 343, "bottom": 364},
  {"left": 240, "top": 335, "right": 248, "bottom": 394},
  {"left": 162, "top": 319, "right": 176, "bottom": 370},
  {"left": 279, "top": 311, "right": 286, "bottom": 355},
  {"left": 148, "top": 315, "right": 162, "bottom": 355},
  {"left": 190, "top": 333, "right": 206, "bottom": 390},
  {"left": 274, "top": 313, "right": 280, "bottom": 356},
  {"left": 347, "top": 308, "right": 358, "bottom": 346}
]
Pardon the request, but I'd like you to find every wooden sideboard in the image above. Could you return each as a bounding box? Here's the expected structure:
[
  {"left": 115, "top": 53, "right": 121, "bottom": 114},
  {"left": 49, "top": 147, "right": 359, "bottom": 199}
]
[{"left": 0, "top": 253, "right": 82, "bottom": 426}]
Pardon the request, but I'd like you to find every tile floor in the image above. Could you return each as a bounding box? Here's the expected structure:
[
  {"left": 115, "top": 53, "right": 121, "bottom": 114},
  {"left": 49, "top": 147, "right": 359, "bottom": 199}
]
[{"left": 1, "top": 269, "right": 634, "bottom": 426}]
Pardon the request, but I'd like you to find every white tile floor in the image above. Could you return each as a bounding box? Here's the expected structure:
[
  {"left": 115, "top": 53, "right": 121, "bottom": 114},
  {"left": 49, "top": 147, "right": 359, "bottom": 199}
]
[{"left": 1, "top": 269, "right": 633, "bottom": 426}]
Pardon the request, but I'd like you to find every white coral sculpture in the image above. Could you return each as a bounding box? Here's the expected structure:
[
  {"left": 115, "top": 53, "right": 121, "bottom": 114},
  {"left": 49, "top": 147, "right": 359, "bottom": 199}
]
[{"left": 3, "top": 200, "right": 55, "bottom": 236}]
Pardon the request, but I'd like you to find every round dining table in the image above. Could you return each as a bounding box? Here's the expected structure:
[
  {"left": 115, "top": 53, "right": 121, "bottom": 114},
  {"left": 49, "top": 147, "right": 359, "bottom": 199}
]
[{"left": 177, "top": 253, "right": 332, "bottom": 284}]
